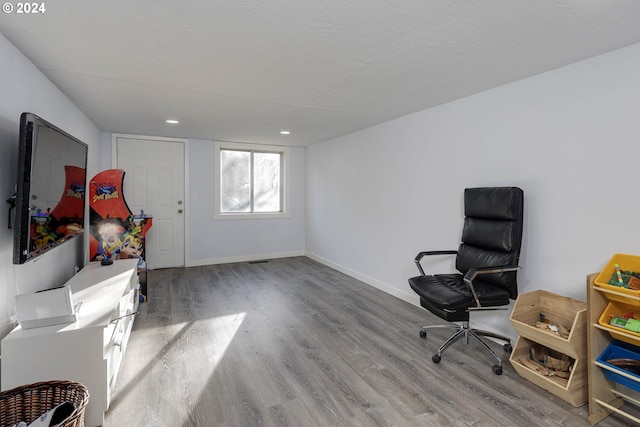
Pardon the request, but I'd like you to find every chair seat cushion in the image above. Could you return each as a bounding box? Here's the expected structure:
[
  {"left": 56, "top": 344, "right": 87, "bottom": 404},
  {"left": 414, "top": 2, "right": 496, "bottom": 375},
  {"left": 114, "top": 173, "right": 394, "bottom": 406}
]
[{"left": 408, "top": 273, "right": 511, "bottom": 322}]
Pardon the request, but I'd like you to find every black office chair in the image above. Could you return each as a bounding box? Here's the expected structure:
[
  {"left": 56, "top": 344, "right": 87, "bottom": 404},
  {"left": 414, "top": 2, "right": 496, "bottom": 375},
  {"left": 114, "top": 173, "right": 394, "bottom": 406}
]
[{"left": 408, "top": 187, "right": 524, "bottom": 375}]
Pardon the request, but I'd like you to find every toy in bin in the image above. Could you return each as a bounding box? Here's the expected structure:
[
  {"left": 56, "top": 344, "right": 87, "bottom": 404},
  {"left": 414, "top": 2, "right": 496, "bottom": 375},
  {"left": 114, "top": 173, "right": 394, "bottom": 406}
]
[
  {"left": 610, "top": 315, "right": 640, "bottom": 332},
  {"left": 594, "top": 254, "right": 640, "bottom": 306},
  {"left": 608, "top": 263, "right": 640, "bottom": 290}
]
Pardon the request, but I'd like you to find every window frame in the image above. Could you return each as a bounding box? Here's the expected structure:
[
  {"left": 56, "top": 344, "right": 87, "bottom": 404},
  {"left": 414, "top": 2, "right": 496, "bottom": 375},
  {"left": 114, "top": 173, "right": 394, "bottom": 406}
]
[{"left": 214, "top": 141, "right": 290, "bottom": 220}]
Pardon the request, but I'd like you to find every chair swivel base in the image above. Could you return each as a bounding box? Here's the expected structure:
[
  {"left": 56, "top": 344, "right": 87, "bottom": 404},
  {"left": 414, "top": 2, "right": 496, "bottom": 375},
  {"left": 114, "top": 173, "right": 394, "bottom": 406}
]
[{"left": 419, "top": 322, "right": 513, "bottom": 375}]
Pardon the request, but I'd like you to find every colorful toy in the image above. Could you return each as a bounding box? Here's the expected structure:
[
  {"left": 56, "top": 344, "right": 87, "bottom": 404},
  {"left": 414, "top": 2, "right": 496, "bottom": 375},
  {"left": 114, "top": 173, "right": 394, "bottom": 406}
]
[{"left": 89, "top": 169, "right": 152, "bottom": 299}]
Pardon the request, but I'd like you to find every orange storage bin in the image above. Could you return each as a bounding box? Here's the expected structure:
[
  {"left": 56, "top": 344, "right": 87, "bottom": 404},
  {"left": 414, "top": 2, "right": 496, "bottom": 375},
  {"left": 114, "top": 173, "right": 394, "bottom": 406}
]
[
  {"left": 598, "top": 300, "right": 640, "bottom": 345},
  {"left": 594, "top": 254, "right": 640, "bottom": 305}
]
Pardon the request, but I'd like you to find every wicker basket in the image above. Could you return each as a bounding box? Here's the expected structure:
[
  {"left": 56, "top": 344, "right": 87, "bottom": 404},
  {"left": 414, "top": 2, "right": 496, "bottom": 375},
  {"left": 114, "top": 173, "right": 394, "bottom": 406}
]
[{"left": 0, "top": 380, "right": 89, "bottom": 427}]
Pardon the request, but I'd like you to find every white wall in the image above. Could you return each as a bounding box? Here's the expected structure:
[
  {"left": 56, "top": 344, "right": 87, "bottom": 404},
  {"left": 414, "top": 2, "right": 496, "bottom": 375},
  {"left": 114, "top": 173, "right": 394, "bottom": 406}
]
[
  {"left": 188, "top": 139, "right": 306, "bottom": 265},
  {"left": 0, "top": 33, "right": 101, "bottom": 339},
  {"left": 99, "top": 135, "right": 306, "bottom": 265},
  {"left": 306, "top": 42, "right": 640, "bottom": 338}
]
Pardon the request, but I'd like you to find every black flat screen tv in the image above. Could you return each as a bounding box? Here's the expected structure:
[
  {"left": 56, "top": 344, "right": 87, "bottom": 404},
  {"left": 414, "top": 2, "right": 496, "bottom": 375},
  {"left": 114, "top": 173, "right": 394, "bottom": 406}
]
[{"left": 13, "top": 112, "right": 88, "bottom": 264}]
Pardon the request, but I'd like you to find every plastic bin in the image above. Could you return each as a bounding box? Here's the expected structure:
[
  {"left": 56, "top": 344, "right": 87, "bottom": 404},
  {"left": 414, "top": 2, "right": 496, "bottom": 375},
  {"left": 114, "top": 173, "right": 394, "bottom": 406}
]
[
  {"left": 594, "top": 254, "right": 640, "bottom": 305},
  {"left": 598, "top": 300, "right": 640, "bottom": 345},
  {"left": 595, "top": 340, "right": 640, "bottom": 393}
]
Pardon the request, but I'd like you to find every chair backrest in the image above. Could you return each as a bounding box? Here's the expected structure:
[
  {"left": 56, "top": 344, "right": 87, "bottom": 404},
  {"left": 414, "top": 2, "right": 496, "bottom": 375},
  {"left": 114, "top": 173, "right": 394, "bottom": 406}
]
[{"left": 455, "top": 187, "right": 524, "bottom": 299}]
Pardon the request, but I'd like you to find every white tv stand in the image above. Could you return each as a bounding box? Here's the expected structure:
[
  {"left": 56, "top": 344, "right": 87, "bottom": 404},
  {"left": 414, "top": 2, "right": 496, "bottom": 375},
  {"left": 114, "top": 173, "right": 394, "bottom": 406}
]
[{"left": 1, "top": 258, "right": 139, "bottom": 427}]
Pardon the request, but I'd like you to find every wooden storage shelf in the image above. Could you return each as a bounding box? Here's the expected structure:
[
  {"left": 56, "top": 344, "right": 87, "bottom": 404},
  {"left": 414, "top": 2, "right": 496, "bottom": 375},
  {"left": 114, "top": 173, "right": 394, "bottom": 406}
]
[
  {"left": 510, "top": 290, "right": 587, "bottom": 359},
  {"left": 509, "top": 336, "right": 587, "bottom": 406},
  {"left": 509, "top": 290, "right": 587, "bottom": 406},
  {"left": 588, "top": 272, "right": 640, "bottom": 426}
]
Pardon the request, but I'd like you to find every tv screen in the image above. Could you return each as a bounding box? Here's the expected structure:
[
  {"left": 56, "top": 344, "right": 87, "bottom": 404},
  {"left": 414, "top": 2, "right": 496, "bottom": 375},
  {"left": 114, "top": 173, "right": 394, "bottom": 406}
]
[{"left": 13, "top": 113, "right": 88, "bottom": 264}]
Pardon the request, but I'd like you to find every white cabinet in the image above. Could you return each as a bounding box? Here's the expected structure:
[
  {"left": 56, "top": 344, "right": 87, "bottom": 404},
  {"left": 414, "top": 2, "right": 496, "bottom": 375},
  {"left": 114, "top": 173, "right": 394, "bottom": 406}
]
[{"left": 1, "top": 259, "right": 139, "bottom": 427}]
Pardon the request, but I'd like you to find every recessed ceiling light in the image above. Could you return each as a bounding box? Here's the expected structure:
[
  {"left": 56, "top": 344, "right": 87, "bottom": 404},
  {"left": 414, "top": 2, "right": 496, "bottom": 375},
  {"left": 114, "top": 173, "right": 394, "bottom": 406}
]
[
  {"left": 166, "top": 119, "right": 179, "bottom": 124},
  {"left": 280, "top": 130, "right": 291, "bottom": 135}
]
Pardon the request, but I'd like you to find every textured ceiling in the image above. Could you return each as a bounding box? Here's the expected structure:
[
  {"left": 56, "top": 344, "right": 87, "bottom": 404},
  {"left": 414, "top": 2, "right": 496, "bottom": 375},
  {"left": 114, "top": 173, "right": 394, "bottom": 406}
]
[{"left": 2, "top": 1, "right": 640, "bottom": 146}]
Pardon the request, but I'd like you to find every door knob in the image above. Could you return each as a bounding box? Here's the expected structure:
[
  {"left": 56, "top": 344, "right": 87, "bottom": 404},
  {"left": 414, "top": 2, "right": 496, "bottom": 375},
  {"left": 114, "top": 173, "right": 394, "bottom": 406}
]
[
  {"left": 178, "top": 200, "right": 183, "bottom": 205},
  {"left": 178, "top": 209, "right": 183, "bottom": 214}
]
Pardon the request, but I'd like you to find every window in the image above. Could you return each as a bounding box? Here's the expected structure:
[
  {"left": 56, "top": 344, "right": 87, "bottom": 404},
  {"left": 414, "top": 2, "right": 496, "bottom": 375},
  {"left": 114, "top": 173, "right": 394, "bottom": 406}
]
[{"left": 214, "top": 141, "right": 289, "bottom": 219}]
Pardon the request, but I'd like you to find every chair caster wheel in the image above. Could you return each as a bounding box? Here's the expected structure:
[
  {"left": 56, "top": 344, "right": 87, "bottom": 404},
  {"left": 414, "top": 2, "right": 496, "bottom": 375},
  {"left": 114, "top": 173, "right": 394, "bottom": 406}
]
[
  {"left": 503, "top": 343, "right": 512, "bottom": 353},
  {"left": 492, "top": 365, "right": 503, "bottom": 375},
  {"left": 419, "top": 330, "right": 427, "bottom": 338},
  {"left": 432, "top": 354, "right": 441, "bottom": 363}
]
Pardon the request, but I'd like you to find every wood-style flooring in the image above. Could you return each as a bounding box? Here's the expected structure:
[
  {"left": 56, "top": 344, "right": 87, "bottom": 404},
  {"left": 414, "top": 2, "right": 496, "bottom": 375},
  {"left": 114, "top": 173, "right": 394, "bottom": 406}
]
[{"left": 104, "top": 257, "right": 634, "bottom": 426}]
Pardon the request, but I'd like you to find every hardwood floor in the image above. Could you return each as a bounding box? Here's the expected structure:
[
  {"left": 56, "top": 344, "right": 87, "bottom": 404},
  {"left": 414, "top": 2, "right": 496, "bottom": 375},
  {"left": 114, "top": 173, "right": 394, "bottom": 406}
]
[{"left": 104, "top": 257, "right": 633, "bottom": 426}]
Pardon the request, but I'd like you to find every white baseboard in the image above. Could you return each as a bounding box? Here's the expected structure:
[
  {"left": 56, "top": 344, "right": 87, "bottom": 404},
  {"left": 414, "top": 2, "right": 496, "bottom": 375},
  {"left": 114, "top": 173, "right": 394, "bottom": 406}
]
[
  {"left": 188, "top": 250, "right": 306, "bottom": 267},
  {"left": 304, "top": 251, "right": 517, "bottom": 342},
  {"left": 304, "top": 251, "right": 419, "bottom": 307}
]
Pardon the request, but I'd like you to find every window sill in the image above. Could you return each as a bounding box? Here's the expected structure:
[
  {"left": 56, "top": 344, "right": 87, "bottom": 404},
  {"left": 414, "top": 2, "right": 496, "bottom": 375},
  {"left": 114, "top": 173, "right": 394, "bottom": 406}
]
[{"left": 213, "top": 212, "right": 291, "bottom": 220}]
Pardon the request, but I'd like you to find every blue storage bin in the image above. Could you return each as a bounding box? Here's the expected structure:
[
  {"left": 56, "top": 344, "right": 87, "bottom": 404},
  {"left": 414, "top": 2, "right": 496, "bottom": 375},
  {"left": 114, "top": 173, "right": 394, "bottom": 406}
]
[{"left": 596, "top": 340, "right": 640, "bottom": 392}]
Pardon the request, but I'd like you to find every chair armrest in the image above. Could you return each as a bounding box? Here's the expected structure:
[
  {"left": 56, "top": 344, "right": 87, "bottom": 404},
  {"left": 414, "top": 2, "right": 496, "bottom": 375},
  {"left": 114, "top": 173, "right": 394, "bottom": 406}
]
[
  {"left": 414, "top": 250, "right": 458, "bottom": 276},
  {"left": 463, "top": 265, "right": 521, "bottom": 308}
]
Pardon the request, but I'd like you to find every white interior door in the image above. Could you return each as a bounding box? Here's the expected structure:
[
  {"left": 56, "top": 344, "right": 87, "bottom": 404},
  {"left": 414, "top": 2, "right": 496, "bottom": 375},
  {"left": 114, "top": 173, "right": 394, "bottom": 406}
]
[{"left": 114, "top": 135, "right": 186, "bottom": 269}]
